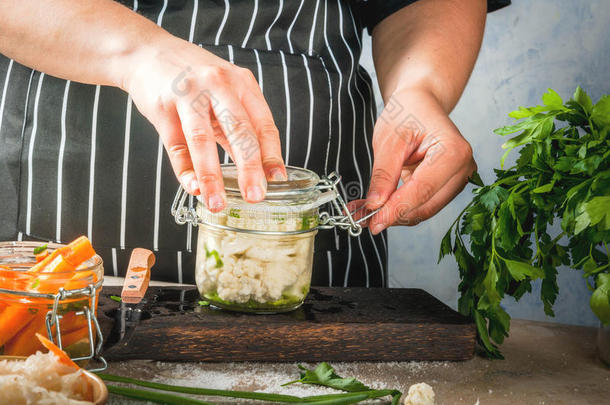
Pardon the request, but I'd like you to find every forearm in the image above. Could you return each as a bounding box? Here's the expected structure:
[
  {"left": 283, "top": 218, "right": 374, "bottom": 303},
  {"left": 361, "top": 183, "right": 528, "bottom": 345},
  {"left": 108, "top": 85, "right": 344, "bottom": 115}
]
[
  {"left": 372, "top": 0, "right": 486, "bottom": 112},
  {"left": 0, "top": 0, "right": 175, "bottom": 89}
]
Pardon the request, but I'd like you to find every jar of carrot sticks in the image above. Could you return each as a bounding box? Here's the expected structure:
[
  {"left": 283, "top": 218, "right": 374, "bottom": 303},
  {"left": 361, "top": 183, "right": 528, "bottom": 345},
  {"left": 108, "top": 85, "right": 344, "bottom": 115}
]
[{"left": 0, "top": 238, "right": 105, "bottom": 370}]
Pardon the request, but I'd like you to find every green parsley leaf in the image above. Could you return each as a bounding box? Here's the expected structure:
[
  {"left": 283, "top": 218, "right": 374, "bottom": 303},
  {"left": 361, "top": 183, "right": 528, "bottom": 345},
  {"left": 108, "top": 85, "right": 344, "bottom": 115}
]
[
  {"left": 573, "top": 86, "right": 593, "bottom": 113},
  {"left": 542, "top": 88, "right": 563, "bottom": 108},
  {"left": 110, "top": 295, "right": 122, "bottom": 302},
  {"left": 591, "top": 95, "right": 610, "bottom": 127},
  {"left": 284, "top": 363, "right": 370, "bottom": 392},
  {"left": 503, "top": 259, "right": 544, "bottom": 281},
  {"left": 468, "top": 172, "right": 485, "bottom": 187}
]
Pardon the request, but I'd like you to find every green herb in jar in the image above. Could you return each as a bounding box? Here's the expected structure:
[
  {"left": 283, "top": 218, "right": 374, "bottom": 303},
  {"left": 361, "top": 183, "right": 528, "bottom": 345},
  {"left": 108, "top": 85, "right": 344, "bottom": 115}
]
[{"left": 204, "top": 246, "right": 223, "bottom": 268}]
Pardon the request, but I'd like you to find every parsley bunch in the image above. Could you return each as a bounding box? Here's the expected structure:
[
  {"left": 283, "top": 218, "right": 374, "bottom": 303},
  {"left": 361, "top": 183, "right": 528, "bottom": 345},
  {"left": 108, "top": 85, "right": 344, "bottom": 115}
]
[{"left": 439, "top": 87, "right": 610, "bottom": 358}]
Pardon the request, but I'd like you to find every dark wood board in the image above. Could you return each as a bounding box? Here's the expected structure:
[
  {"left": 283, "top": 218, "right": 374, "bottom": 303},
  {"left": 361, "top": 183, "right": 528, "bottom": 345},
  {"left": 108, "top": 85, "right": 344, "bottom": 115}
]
[{"left": 97, "top": 287, "right": 476, "bottom": 362}]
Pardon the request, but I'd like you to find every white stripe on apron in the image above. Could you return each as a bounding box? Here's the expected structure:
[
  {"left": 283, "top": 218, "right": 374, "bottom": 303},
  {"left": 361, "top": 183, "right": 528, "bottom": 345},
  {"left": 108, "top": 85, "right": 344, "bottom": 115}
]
[
  {"left": 279, "top": 50, "right": 291, "bottom": 165},
  {"left": 25, "top": 72, "right": 45, "bottom": 235},
  {"left": 215, "top": 0, "right": 230, "bottom": 46},
  {"left": 87, "top": 85, "right": 101, "bottom": 241},
  {"left": 241, "top": 0, "right": 258, "bottom": 48},
  {"left": 56, "top": 80, "right": 71, "bottom": 242},
  {"left": 265, "top": 0, "right": 284, "bottom": 51},
  {"left": 120, "top": 96, "right": 133, "bottom": 249},
  {"left": 287, "top": 0, "right": 305, "bottom": 53}
]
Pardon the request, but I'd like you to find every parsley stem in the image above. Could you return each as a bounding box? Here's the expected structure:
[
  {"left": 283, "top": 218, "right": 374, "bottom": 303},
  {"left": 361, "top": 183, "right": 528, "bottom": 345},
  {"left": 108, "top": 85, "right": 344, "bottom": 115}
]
[
  {"left": 294, "top": 394, "right": 369, "bottom": 405},
  {"left": 99, "top": 373, "right": 303, "bottom": 402},
  {"left": 106, "top": 385, "right": 216, "bottom": 405}
]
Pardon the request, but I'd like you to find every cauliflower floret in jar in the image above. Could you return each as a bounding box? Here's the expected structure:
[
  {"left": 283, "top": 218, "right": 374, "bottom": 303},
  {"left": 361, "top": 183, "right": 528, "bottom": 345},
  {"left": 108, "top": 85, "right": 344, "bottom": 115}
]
[
  {"left": 217, "top": 270, "right": 250, "bottom": 303},
  {"left": 293, "top": 237, "right": 312, "bottom": 259},
  {"left": 261, "top": 261, "right": 299, "bottom": 301},
  {"left": 245, "top": 239, "right": 297, "bottom": 261},
  {"left": 239, "top": 258, "right": 263, "bottom": 280},
  {"left": 222, "top": 233, "right": 253, "bottom": 257}
]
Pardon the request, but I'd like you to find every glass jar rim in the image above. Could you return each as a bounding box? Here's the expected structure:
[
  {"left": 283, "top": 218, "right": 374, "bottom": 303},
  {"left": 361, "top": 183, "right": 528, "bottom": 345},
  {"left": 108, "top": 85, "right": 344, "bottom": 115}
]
[
  {"left": 198, "top": 164, "right": 321, "bottom": 202},
  {"left": 0, "top": 241, "right": 103, "bottom": 275}
]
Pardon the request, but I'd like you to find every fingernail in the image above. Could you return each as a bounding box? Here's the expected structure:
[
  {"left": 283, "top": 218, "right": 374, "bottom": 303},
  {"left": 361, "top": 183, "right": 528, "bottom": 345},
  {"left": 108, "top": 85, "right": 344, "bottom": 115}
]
[
  {"left": 189, "top": 179, "right": 200, "bottom": 195},
  {"left": 180, "top": 172, "right": 199, "bottom": 194},
  {"left": 270, "top": 168, "right": 287, "bottom": 182},
  {"left": 367, "top": 192, "right": 381, "bottom": 206},
  {"left": 371, "top": 224, "right": 385, "bottom": 235},
  {"left": 208, "top": 193, "right": 225, "bottom": 211},
  {"left": 246, "top": 185, "right": 264, "bottom": 202}
]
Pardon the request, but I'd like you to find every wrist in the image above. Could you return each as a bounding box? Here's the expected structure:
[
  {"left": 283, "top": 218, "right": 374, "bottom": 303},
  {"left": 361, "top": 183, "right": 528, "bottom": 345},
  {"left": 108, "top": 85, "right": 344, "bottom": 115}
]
[
  {"left": 109, "top": 25, "right": 182, "bottom": 92},
  {"left": 387, "top": 83, "right": 447, "bottom": 116}
]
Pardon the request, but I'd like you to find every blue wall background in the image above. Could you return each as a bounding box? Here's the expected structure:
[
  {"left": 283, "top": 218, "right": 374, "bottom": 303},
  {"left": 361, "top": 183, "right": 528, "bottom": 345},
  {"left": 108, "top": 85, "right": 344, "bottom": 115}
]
[{"left": 360, "top": 0, "right": 610, "bottom": 327}]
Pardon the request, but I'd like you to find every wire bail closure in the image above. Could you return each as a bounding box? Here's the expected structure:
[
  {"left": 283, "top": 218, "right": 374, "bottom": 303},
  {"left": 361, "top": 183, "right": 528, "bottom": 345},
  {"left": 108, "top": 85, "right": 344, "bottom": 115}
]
[
  {"left": 171, "top": 172, "right": 379, "bottom": 237},
  {"left": 0, "top": 280, "right": 107, "bottom": 372}
]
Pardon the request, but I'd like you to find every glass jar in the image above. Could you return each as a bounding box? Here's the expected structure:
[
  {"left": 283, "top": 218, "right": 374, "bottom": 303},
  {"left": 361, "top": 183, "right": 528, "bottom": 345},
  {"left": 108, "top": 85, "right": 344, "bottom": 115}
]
[
  {"left": 0, "top": 242, "right": 105, "bottom": 369},
  {"left": 173, "top": 165, "right": 369, "bottom": 313}
]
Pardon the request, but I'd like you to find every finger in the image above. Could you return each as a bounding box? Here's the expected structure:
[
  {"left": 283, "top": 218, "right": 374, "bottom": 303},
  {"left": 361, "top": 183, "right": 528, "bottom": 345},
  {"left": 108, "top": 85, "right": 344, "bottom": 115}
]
[
  {"left": 369, "top": 139, "right": 474, "bottom": 234},
  {"left": 211, "top": 115, "right": 235, "bottom": 162},
  {"left": 346, "top": 199, "right": 373, "bottom": 227},
  {"left": 402, "top": 166, "right": 474, "bottom": 225},
  {"left": 211, "top": 87, "right": 267, "bottom": 203},
  {"left": 241, "top": 75, "right": 287, "bottom": 181},
  {"left": 154, "top": 110, "right": 200, "bottom": 196},
  {"left": 365, "top": 117, "right": 418, "bottom": 210},
  {"left": 390, "top": 163, "right": 475, "bottom": 228},
  {"left": 175, "top": 99, "right": 226, "bottom": 212}
]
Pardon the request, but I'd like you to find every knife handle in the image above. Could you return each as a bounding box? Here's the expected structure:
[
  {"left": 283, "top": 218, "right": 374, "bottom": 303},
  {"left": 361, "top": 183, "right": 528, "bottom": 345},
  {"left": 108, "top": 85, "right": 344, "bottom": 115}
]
[{"left": 121, "top": 248, "right": 155, "bottom": 304}]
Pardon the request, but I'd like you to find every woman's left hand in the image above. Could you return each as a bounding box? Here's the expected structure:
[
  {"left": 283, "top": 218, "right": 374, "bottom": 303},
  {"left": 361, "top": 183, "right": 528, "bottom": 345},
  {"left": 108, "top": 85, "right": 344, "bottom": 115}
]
[{"left": 348, "top": 87, "right": 477, "bottom": 235}]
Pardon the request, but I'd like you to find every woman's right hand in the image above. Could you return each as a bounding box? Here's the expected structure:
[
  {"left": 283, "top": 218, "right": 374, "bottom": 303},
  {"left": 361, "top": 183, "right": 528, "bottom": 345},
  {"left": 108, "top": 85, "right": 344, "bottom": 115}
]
[{"left": 122, "top": 37, "right": 287, "bottom": 212}]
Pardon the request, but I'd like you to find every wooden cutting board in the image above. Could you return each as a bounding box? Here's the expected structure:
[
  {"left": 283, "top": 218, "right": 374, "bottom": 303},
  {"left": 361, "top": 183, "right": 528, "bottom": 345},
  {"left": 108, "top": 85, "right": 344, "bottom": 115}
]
[{"left": 98, "top": 286, "right": 476, "bottom": 362}]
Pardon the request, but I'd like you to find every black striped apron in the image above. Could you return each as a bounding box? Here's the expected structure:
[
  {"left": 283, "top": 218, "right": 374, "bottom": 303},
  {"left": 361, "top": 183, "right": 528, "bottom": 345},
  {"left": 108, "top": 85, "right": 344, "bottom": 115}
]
[{"left": 0, "top": 0, "right": 387, "bottom": 287}]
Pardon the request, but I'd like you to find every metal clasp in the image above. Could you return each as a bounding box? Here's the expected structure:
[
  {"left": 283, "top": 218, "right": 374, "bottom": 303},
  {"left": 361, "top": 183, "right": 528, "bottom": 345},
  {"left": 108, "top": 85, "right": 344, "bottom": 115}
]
[
  {"left": 45, "top": 281, "right": 107, "bottom": 372},
  {"left": 316, "top": 173, "right": 380, "bottom": 237}
]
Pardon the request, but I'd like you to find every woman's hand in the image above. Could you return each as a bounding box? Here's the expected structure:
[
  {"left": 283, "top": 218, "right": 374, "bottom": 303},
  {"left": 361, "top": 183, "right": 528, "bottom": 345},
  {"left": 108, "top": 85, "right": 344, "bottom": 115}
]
[
  {"left": 0, "top": 0, "right": 286, "bottom": 213},
  {"left": 357, "top": 0, "right": 485, "bottom": 233},
  {"left": 123, "top": 38, "right": 287, "bottom": 212},
  {"left": 349, "top": 87, "right": 476, "bottom": 234}
]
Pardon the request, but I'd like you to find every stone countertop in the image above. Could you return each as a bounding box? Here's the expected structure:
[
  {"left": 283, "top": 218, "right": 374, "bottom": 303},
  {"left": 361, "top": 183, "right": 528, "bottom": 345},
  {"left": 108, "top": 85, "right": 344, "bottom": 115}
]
[{"left": 102, "top": 319, "right": 609, "bottom": 405}]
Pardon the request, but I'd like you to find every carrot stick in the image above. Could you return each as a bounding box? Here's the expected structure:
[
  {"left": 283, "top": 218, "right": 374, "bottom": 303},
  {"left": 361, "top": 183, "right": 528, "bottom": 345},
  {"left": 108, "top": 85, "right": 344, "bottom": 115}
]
[
  {"left": 3, "top": 312, "right": 46, "bottom": 356},
  {"left": 30, "top": 248, "right": 63, "bottom": 272},
  {"left": 36, "top": 333, "right": 93, "bottom": 401},
  {"left": 30, "top": 236, "right": 95, "bottom": 273},
  {"left": 57, "top": 310, "right": 87, "bottom": 334},
  {"left": 63, "top": 236, "right": 96, "bottom": 267},
  {"left": 36, "top": 332, "right": 80, "bottom": 369},
  {"left": 35, "top": 249, "right": 49, "bottom": 262},
  {"left": 0, "top": 306, "right": 37, "bottom": 347},
  {"left": 61, "top": 326, "right": 90, "bottom": 349},
  {"left": 63, "top": 270, "right": 96, "bottom": 291}
]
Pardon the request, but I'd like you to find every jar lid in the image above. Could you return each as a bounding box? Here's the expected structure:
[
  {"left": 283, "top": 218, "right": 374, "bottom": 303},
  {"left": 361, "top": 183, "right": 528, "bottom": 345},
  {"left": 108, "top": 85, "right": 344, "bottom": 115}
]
[{"left": 220, "top": 164, "right": 321, "bottom": 201}]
